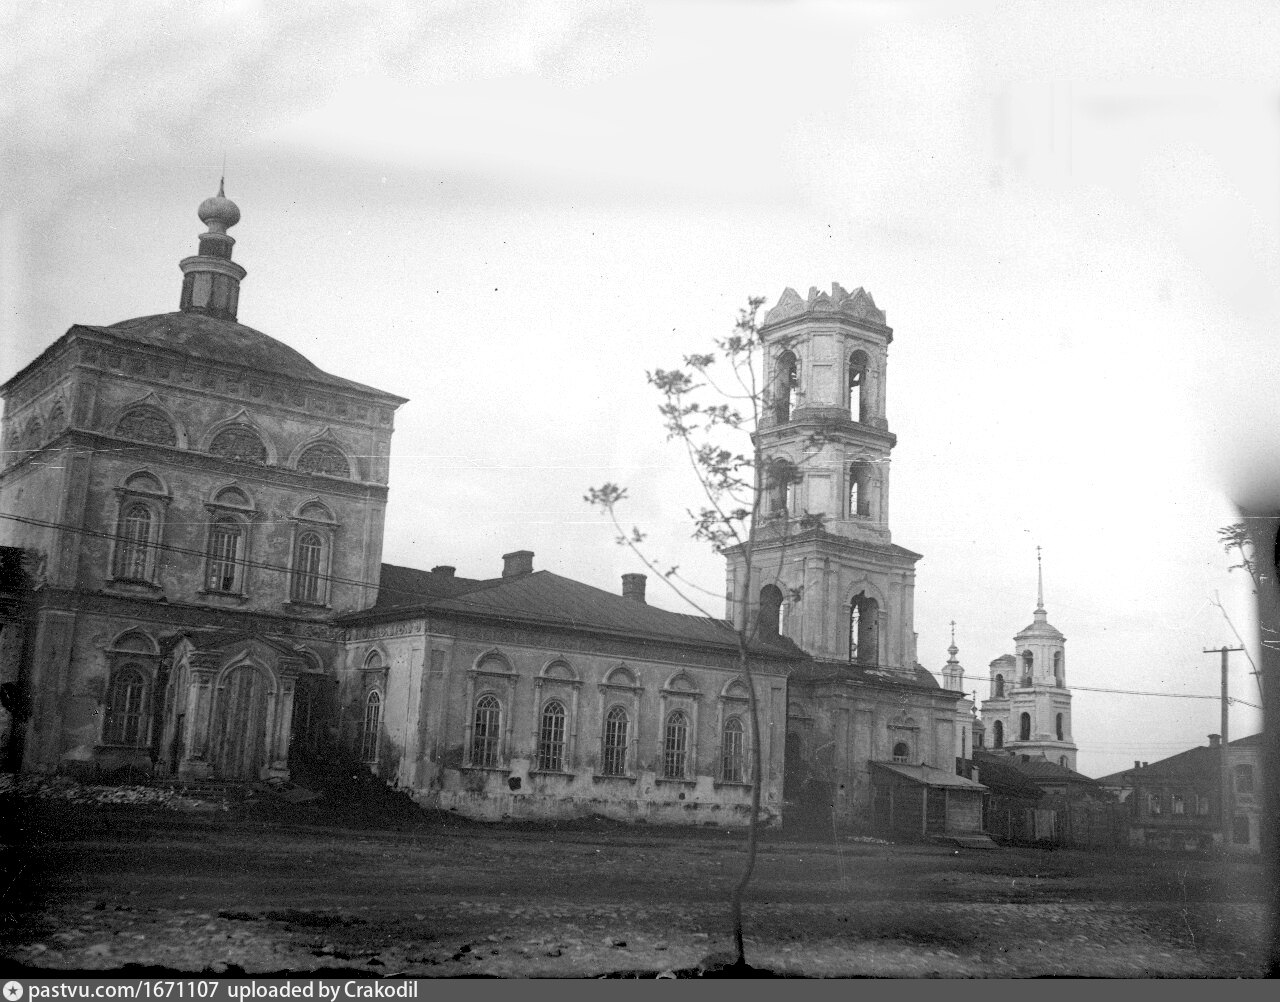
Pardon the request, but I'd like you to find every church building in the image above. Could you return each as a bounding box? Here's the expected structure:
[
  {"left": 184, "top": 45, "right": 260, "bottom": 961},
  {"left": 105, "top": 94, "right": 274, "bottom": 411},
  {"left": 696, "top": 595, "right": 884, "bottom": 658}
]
[
  {"left": 1, "top": 186, "right": 999, "bottom": 832},
  {"left": 978, "top": 552, "right": 1078, "bottom": 771}
]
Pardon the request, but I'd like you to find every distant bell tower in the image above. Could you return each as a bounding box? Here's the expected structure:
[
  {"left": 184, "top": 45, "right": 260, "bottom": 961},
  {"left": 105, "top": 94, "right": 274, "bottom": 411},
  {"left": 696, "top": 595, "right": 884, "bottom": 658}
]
[
  {"left": 980, "top": 548, "right": 1077, "bottom": 769},
  {"left": 726, "top": 284, "right": 921, "bottom": 671}
]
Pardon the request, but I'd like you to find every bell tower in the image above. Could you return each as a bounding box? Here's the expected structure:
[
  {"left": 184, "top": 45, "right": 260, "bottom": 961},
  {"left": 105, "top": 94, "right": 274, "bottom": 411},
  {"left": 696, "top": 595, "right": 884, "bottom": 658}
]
[
  {"left": 980, "top": 549, "right": 1077, "bottom": 769},
  {"left": 726, "top": 284, "right": 921, "bottom": 670}
]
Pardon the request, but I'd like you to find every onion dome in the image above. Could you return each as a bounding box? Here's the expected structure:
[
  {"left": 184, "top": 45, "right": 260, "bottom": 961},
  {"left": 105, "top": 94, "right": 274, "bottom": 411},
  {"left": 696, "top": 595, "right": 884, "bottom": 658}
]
[{"left": 197, "top": 179, "right": 241, "bottom": 234}]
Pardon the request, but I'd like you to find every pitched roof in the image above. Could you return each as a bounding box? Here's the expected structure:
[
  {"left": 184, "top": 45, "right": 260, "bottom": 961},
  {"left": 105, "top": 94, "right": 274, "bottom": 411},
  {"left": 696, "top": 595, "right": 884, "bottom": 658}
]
[
  {"left": 979, "top": 750, "right": 1098, "bottom": 785},
  {"left": 871, "top": 761, "right": 986, "bottom": 790},
  {"left": 351, "top": 567, "right": 809, "bottom": 660},
  {"left": 790, "top": 659, "right": 946, "bottom": 694},
  {"left": 970, "top": 752, "right": 1044, "bottom": 799},
  {"left": 1095, "top": 733, "right": 1265, "bottom": 786}
]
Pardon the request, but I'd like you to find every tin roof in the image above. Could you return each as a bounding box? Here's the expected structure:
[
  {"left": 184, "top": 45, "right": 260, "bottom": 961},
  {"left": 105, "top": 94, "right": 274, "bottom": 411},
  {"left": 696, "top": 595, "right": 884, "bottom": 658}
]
[{"left": 871, "top": 761, "right": 987, "bottom": 790}]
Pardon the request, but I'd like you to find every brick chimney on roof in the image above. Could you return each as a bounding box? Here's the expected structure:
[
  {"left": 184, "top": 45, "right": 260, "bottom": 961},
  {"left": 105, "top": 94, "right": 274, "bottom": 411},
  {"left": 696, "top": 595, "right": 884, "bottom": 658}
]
[
  {"left": 502, "top": 550, "right": 534, "bottom": 578},
  {"left": 1208, "top": 734, "right": 1221, "bottom": 748},
  {"left": 622, "top": 573, "right": 647, "bottom": 603}
]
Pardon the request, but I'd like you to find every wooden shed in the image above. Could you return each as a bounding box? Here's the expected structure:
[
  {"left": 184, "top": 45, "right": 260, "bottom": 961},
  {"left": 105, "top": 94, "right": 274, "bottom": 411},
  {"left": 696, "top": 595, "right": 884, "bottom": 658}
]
[{"left": 870, "top": 761, "right": 987, "bottom": 839}]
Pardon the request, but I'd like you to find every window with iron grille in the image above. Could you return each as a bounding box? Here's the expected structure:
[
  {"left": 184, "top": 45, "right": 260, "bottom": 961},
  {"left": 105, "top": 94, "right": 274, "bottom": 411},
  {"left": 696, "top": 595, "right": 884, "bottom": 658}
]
[
  {"left": 471, "top": 694, "right": 501, "bottom": 767},
  {"left": 537, "top": 699, "right": 566, "bottom": 772},
  {"left": 721, "top": 716, "right": 745, "bottom": 782},
  {"left": 663, "top": 710, "right": 689, "bottom": 779},
  {"left": 1235, "top": 764, "right": 1254, "bottom": 793},
  {"left": 602, "top": 705, "right": 628, "bottom": 776},
  {"left": 103, "top": 667, "right": 147, "bottom": 746},
  {"left": 360, "top": 691, "right": 381, "bottom": 763},
  {"left": 206, "top": 518, "right": 242, "bottom": 592},
  {"left": 114, "top": 503, "right": 153, "bottom": 581},
  {"left": 291, "top": 531, "right": 324, "bottom": 603}
]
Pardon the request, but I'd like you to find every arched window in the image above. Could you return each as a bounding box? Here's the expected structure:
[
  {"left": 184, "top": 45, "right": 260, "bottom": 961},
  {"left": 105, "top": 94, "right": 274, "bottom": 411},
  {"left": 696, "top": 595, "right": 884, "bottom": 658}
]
[
  {"left": 848, "top": 350, "right": 868, "bottom": 422},
  {"left": 663, "top": 710, "right": 689, "bottom": 779},
  {"left": 537, "top": 699, "right": 567, "bottom": 772},
  {"left": 1019, "top": 712, "right": 1031, "bottom": 741},
  {"left": 766, "top": 457, "right": 796, "bottom": 515},
  {"left": 1055, "top": 713, "right": 1064, "bottom": 741},
  {"left": 115, "top": 407, "right": 176, "bottom": 446},
  {"left": 892, "top": 741, "right": 910, "bottom": 763},
  {"left": 992, "top": 720, "right": 1003, "bottom": 748},
  {"left": 773, "top": 350, "right": 799, "bottom": 422},
  {"left": 758, "top": 584, "right": 783, "bottom": 637},
  {"left": 205, "top": 517, "right": 243, "bottom": 593},
  {"left": 113, "top": 503, "right": 153, "bottom": 581},
  {"left": 291, "top": 531, "right": 325, "bottom": 604},
  {"left": 1021, "top": 649, "right": 1034, "bottom": 678},
  {"left": 721, "top": 716, "right": 746, "bottom": 782},
  {"left": 849, "top": 461, "right": 872, "bottom": 517},
  {"left": 360, "top": 691, "right": 381, "bottom": 763},
  {"left": 849, "top": 593, "right": 879, "bottom": 665},
  {"left": 210, "top": 425, "right": 267, "bottom": 464},
  {"left": 103, "top": 667, "right": 147, "bottom": 746},
  {"left": 602, "top": 705, "right": 629, "bottom": 777},
  {"left": 297, "top": 443, "right": 350, "bottom": 479},
  {"left": 994, "top": 673, "right": 1005, "bottom": 698},
  {"left": 1053, "top": 651, "right": 1064, "bottom": 686},
  {"left": 471, "top": 694, "right": 501, "bottom": 768},
  {"left": 1059, "top": 755, "right": 1068, "bottom": 768}
]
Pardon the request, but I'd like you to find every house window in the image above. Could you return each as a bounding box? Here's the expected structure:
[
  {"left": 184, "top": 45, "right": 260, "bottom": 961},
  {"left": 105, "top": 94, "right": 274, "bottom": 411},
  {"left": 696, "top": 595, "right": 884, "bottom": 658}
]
[
  {"left": 291, "top": 531, "right": 324, "bottom": 604},
  {"left": 1148, "top": 793, "right": 1162, "bottom": 815},
  {"left": 892, "top": 741, "right": 909, "bottom": 763},
  {"left": 360, "top": 691, "right": 381, "bottom": 763},
  {"left": 992, "top": 720, "right": 1004, "bottom": 748},
  {"left": 1171, "top": 794, "right": 1185, "bottom": 815},
  {"left": 210, "top": 425, "right": 267, "bottom": 464},
  {"left": 297, "top": 443, "right": 350, "bottom": 478},
  {"left": 1019, "top": 712, "right": 1031, "bottom": 741},
  {"left": 1234, "top": 764, "right": 1254, "bottom": 793},
  {"left": 103, "top": 667, "right": 147, "bottom": 746},
  {"left": 602, "top": 705, "right": 629, "bottom": 777},
  {"left": 113, "top": 503, "right": 153, "bottom": 581},
  {"left": 1195, "top": 795, "right": 1210, "bottom": 816},
  {"left": 721, "top": 716, "right": 746, "bottom": 782},
  {"left": 205, "top": 518, "right": 243, "bottom": 593},
  {"left": 471, "top": 694, "right": 501, "bottom": 768},
  {"left": 537, "top": 699, "right": 567, "bottom": 772},
  {"left": 663, "top": 710, "right": 689, "bottom": 779},
  {"left": 1233, "top": 815, "right": 1251, "bottom": 844}
]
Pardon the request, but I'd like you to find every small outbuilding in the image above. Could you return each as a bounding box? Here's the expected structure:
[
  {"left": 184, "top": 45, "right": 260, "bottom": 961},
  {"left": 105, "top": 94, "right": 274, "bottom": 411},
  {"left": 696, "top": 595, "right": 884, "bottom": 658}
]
[{"left": 870, "top": 761, "right": 987, "bottom": 839}]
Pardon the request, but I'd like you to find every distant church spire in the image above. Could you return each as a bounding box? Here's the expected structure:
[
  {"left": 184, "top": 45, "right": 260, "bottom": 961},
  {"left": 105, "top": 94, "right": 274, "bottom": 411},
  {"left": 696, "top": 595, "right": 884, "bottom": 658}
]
[
  {"left": 1035, "top": 545, "right": 1045, "bottom": 615},
  {"left": 179, "top": 180, "right": 246, "bottom": 320}
]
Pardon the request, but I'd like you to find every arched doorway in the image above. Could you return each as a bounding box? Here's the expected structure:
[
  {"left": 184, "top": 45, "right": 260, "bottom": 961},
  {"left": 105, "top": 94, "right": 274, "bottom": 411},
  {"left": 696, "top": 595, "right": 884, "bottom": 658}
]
[{"left": 213, "top": 664, "right": 270, "bottom": 780}]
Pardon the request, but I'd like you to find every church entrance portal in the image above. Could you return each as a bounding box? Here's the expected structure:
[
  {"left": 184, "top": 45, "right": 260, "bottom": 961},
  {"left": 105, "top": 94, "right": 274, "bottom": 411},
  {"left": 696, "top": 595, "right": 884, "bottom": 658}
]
[{"left": 213, "top": 665, "right": 269, "bottom": 781}]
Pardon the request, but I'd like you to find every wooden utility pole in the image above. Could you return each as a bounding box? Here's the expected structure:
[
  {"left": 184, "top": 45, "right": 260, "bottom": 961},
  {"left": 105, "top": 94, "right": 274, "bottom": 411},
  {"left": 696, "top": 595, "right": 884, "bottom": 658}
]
[{"left": 1205, "top": 645, "right": 1245, "bottom": 849}]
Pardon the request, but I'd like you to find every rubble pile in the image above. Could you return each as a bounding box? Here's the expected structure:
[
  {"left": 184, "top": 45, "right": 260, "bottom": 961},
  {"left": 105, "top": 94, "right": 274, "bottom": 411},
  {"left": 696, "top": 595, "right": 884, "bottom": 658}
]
[{"left": 0, "top": 773, "right": 226, "bottom": 811}]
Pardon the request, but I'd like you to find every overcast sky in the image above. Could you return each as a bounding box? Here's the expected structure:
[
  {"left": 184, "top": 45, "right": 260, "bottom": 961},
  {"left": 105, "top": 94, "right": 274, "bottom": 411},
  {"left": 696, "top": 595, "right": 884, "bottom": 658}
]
[{"left": 3, "top": 0, "right": 1275, "bottom": 777}]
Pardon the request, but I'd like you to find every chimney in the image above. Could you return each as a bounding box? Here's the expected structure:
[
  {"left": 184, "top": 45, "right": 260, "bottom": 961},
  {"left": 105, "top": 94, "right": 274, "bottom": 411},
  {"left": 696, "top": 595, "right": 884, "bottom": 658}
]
[
  {"left": 1208, "top": 733, "right": 1221, "bottom": 748},
  {"left": 622, "top": 573, "right": 647, "bottom": 603},
  {"left": 1134, "top": 760, "right": 1142, "bottom": 771},
  {"left": 431, "top": 565, "right": 456, "bottom": 578},
  {"left": 502, "top": 550, "right": 534, "bottom": 578}
]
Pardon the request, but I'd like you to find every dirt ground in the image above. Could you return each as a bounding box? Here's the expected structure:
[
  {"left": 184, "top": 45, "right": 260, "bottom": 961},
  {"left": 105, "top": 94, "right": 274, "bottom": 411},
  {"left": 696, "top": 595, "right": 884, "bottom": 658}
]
[{"left": 0, "top": 782, "right": 1273, "bottom": 979}]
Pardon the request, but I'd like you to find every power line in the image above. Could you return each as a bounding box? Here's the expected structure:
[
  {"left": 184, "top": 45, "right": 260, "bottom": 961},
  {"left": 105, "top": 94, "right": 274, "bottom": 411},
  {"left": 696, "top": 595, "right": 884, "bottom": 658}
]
[{"left": 950, "top": 670, "right": 1262, "bottom": 710}]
